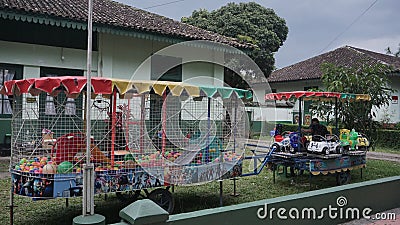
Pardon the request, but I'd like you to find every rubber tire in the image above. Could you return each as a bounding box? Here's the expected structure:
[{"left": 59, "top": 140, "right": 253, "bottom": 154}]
[
  {"left": 271, "top": 143, "right": 281, "bottom": 152},
  {"left": 336, "top": 171, "right": 351, "bottom": 185},
  {"left": 335, "top": 146, "right": 342, "bottom": 154},
  {"left": 116, "top": 190, "right": 141, "bottom": 203},
  {"left": 322, "top": 147, "right": 329, "bottom": 155},
  {"left": 148, "top": 188, "right": 175, "bottom": 214}
]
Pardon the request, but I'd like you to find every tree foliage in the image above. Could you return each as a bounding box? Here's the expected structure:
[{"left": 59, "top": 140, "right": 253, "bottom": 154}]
[
  {"left": 182, "top": 2, "right": 288, "bottom": 80},
  {"left": 312, "top": 62, "right": 394, "bottom": 136},
  {"left": 386, "top": 44, "right": 400, "bottom": 57}
]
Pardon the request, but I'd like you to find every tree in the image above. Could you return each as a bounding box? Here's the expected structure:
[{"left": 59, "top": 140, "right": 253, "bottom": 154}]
[
  {"left": 182, "top": 2, "right": 288, "bottom": 85},
  {"left": 314, "top": 62, "right": 394, "bottom": 137},
  {"left": 386, "top": 44, "right": 400, "bottom": 57}
]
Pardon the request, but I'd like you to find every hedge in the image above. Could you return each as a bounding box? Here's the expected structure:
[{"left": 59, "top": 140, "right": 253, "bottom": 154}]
[{"left": 375, "top": 129, "right": 400, "bottom": 151}]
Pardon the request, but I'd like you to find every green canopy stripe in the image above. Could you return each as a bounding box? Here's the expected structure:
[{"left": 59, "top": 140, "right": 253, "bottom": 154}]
[
  {"left": 217, "top": 88, "right": 234, "bottom": 99},
  {"left": 198, "top": 86, "right": 252, "bottom": 99}
]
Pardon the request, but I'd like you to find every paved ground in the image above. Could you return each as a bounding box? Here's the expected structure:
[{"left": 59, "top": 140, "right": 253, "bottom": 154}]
[{"left": 367, "top": 152, "right": 400, "bottom": 163}]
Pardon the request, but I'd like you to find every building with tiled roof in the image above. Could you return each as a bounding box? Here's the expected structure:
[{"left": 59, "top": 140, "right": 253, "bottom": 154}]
[
  {"left": 267, "top": 46, "right": 400, "bottom": 83},
  {"left": 0, "top": 0, "right": 254, "bottom": 144},
  {"left": 250, "top": 46, "right": 400, "bottom": 124},
  {"left": 0, "top": 0, "right": 252, "bottom": 49}
]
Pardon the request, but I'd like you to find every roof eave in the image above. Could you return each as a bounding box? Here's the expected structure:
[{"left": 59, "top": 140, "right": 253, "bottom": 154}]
[{"left": 0, "top": 8, "right": 254, "bottom": 51}]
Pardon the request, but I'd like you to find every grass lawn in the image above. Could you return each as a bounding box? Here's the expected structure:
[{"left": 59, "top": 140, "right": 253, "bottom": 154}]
[{"left": 0, "top": 158, "right": 399, "bottom": 225}]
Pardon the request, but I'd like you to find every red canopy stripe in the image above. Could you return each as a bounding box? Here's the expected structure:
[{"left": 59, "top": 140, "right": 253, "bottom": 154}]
[
  {"left": 2, "top": 77, "right": 117, "bottom": 96},
  {"left": 61, "top": 77, "right": 87, "bottom": 94},
  {"left": 91, "top": 77, "right": 113, "bottom": 94},
  {"left": 265, "top": 91, "right": 342, "bottom": 101}
]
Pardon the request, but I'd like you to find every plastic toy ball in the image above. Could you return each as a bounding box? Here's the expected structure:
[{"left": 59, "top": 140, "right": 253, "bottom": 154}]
[
  {"left": 42, "top": 164, "right": 57, "bottom": 174},
  {"left": 124, "top": 153, "right": 135, "bottom": 161},
  {"left": 19, "top": 158, "right": 27, "bottom": 165},
  {"left": 57, "top": 161, "right": 74, "bottom": 174}
]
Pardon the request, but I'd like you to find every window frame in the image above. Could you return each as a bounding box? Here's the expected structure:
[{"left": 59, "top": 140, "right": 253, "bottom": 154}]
[{"left": 0, "top": 63, "right": 23, "bottom": 118}]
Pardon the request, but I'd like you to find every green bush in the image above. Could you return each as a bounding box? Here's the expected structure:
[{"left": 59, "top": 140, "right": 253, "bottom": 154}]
[{"left": 375, "top": 129, "right": 400, "bottom": 150}]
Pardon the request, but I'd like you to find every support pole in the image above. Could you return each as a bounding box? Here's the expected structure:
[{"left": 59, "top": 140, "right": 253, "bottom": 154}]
[
  {"left": 162, "top": 91, "right": 167, "bottom": 156},
  {"left": 230, "top": 177, "right": 239, "bottom": 197},
  {"left": 298, "top": 98, "right": 303, "bottom": 152},
  {"left": 219, "top": 180, "right": 223, "bottom": 207},
  {"left": 335, "top": 97, "right": 339, "bottom": 135},
  {"left": 9, "top": 182, "right": 14, "bottom": 225},
  {"left": 233, "top": 98, "right": 237, "bottom": 153},
  {"left": 110, "top": 89, "right": 117, "bottom": 167},
  {"left": 83, "top": 0, "right": 95, "bottom": 217},
  {"left": 205, "top": 98, "right": 211, "bottom": 163},
  {"left": 9, "top": 142, "right": 15, "bottom": 225},
  {"left": 74, "top": 0, "right": 105, "bottom": 223},
  {"left": 140, "top": 95, "right": 146, "bottom": 154}
]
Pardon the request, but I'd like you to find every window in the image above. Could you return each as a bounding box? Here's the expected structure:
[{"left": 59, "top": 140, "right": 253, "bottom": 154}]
[
  {"left": 38, "top": 67, "right": 84, "bottom": 135},
  {"left": 0, "top": 64, "right": 22, "bottom": 116},
  {"left": 304, "top": 86, "right": 319, "bottom": 114},
  {"left": 40, "top": 67, "right": 83, "bottom": 116}
]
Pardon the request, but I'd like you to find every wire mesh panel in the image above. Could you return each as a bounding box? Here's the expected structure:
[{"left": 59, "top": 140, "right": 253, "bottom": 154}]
[{"left": 6, "top": 77, "right": 249, "bottom": 199}]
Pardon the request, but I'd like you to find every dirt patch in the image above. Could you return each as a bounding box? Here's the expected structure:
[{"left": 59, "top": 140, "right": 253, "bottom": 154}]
[{"left": 367, "top": 152, "right": 400, "bottom": 163}]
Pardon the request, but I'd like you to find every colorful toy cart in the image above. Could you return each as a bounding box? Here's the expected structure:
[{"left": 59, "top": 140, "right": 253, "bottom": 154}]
[
  {"left": 265, "top": 91, "right": 372, "bottom": 153},
  {"left": 242, "top": 91, "right": 371, "bottom": 186},
  {"left": 2, "top": 77, "right": 251, "bottom": 213}
]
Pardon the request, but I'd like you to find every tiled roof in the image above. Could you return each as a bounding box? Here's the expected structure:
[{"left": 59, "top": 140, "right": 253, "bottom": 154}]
[
  {"left": 268, "top": 46, "right": 400, "bottom": 83},
  {"left": 0, "top": 0, "right": 253, "bottom": 49}
]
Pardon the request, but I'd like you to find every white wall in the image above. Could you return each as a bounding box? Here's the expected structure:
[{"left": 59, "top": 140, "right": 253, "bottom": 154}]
[
  {"left": 374, "top": 76, "right": 400, "bottom": 123},
  {"left": 98, "top": 33, "right": 224, "bottom": 86},
  {"left": 270, "top": 80, "right": 323, "bottom": 93},
  {"left": 247, "top": 106, "right": 292, "bottom": 123},
  {"left": 254, "top": 77, "right": 400, "bottom": 123},
  {"left": 0, "top": 40, "right": 98, "bottom": 78},
  {"left": 0, "top": 32, "right": 225, "bottom": 86}
]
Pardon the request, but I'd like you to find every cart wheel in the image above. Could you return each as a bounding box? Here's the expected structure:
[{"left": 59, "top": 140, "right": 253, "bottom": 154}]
[
  {"left": 336, "top": 171, "right": 351, "bottom": 185},
  {"left": 148, "top": 188, "right": 175, "bottom": 214},
  {"left": 335, "top": 146, "right": 342, "bottom": 154},
  {"left": 343, "top": 146, "right": 350, "bottom": 154},
  {"left": 290, "top": 167, "right": 304, "bottom": 176},
  {"left": 116, "top": 190, "right": 141, "bottom": 203},
  {"left": 271, "top": 143, "right": 280, "bottom": 152},
  {"left": 322, "top": 147, "right": 329, "bottom": 155}
]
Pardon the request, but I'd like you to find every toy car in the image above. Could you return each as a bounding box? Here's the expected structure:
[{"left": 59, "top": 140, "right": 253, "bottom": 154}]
[
  {"left": 339, "top": 129, "right": 369, "bottom": 151},
  {"left": 307, "top": 134, "right": 343, "bottom": 155},
  {"left": 356, "top": 133, "right": 370, "bottom": 151},
  {"left": 270, "top": 131, "right": 291, "bottom": 152},
  {"left": 270, "top": 131, "right": 303, "bottom": 153}
]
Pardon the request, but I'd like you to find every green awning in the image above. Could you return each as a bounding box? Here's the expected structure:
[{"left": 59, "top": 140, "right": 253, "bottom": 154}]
[{"left": 199, "top": 86, "right": 252, "bottom": 100}]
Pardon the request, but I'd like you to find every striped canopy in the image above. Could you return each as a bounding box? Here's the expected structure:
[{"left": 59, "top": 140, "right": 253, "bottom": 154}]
[
  {"left": 265, "top": 91, "right": 371, "bottom": 102},
  {"left": 0, "top": 76, "right": 252, "bottom": 100}
]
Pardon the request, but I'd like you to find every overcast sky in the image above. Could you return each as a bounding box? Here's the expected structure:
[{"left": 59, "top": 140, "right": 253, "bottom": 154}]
[{"left": 116, "top": 0, "right": 400, "bottom": 69}]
